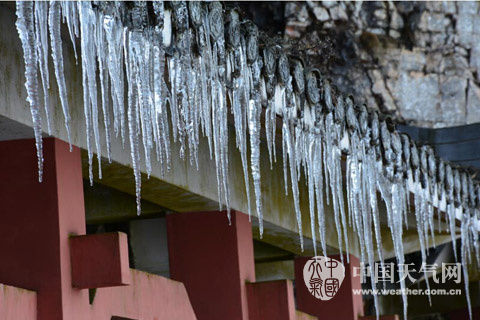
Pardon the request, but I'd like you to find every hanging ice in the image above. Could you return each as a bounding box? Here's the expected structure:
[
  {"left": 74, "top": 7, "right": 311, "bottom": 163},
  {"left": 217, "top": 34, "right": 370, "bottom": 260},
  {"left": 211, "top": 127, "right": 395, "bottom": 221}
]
[
  {"left": 16, "top": 1, "right": 44, "bottom": 182},
  {"left": 49, "top": 1, "right": 72, "bottom": 147},
  {"left": 61, "top": 1, "right": 79, "bottom": 63},
  {"left": 14, "top": 3, "right": 480, "bottom": 319},
  {"left": 228, "top": 17, "right": 252, "bottom": 220},
  {"left": 34, "top": 2, "right": 52, "bottom": 135},
  {"left": 248, "top": 97, "right": 263, "bottom": 236}
]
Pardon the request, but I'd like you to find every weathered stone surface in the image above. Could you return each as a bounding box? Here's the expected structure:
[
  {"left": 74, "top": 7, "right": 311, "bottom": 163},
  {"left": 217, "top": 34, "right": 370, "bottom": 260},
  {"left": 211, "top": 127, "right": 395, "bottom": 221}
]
[
  {"left": 373, "top": 8, "right": 387, "bottom": 21},
  {"left": 456, "top": 10, "right": 475, "bottom": 48},
  {"left": 390, "top": 9, "right": 404, "bottom": 30},
  {"left": 321, "top": 1, "right": 337, "bottom": 9},
  {"left": 284, "top": 0, "right": 480, "bottom": 128},
  {"left": 390, "top": 72, "right": 441, "bottom": 123},
  {"left": 395, "top": 2, "right": 415, "bottom": 14},
  {"left": 311, "top": 6, "right": 329, "bottom": 22},
  {"left": 430, "top": 33, "right": 447, "bottom": 47},
  {"left": 455, "top": 45, "right": 469, "bottom": 57},
  {"left": 424, "top": 1, "right": 443, "bottom": 13},
  {"left": 440, "top": 76, "right": 467, "bottom": 125},
  {"left": 440, "top": 54, "right": 469, "bottom": 76},
  {"left": 425, "top": 52, "right": 443, "bottom": 73},
  {"left": 415, "top": 32, "right": 430, "bottom": 47},
  {"left": 366, "top": 27, "right": 385, "bottom": 36},
  {"left": 467, "top": 82, "right": 480, "bottom": 124},
  {"left": 457, "top": 1, "right": 479, "bottom": 15},
  {"left": 329, "top": 5, "right": 348, "bottom": 21},
  {"left": 285, "top": 3, "right": 310, "bottom": 29},
  {"left": 419, "top": 12, "right": 450, "bottom": 32},
  {"left": 440, "top": 1, "right": 456, "bottom": 14},
  {"left": 369, "top": 69, "right": 396, "bottom": 112},
  {"left": 399, "top": 50, "right": 426, "bottom": 72},
  {"left": 471, "top": 38, "right": 480, "bottom": 82},
  {"left": 389, "top": 30, "right": 401, "bottom": 39}
]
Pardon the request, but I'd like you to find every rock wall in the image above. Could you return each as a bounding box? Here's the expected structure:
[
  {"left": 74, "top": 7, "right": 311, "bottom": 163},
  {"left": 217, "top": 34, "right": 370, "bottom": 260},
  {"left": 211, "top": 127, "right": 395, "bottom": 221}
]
[{"left": 284, "top": 1, "right": 480, "bottom": 128}]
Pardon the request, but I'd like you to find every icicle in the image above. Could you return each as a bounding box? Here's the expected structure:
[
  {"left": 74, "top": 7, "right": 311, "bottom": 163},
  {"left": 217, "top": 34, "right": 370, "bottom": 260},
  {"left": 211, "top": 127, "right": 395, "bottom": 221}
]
[
  {"left": 277, "top": 54, "right": 305, "bottom": 249},
  {"left": 191, "top": 3, "right": 214, "bottom": 160},
  {"left": 49, "top": 1, "right": 72, "bottom": 148},
  {"left": 16, "top": 1, "right": 44, "bottom": 182},
  {"left": 282, "top": 112, "right": 290, "bottom": 197},
  {"left": 61, "top": 1, "right": 79, "bottom": 63},
  {"left": 414, "top": 179, "right": 432, "bottom": 305},
  {"left": 306, "top": 131, "right": 318, "bottom": 256},
  {"left": 283, "top": 117, "right": 304, "bottom": 249},
  {"left": 171, "top": 1, "right": 198, "bottom": 168},
  {"left": 461, "top": 213, "right": 472, "bottom": 319},
  {"left": 103, "top": 13, "right": 126, "bottom": 144},
  {"left": 35, "top": 2, "right": 52, "bottom": 135},
  {"left": 78, "top": 2, "right": 102, "bottom": 182},
  {"left": 125, "top": 29, "right": 142, "bottom": 214},
  {"left": 311, "top": 127, "right": 326, "bottom": 256},
  {"left": 426, "top": 148, "right": 437, "bottom": 247},
  {"left": 207, "top": 2, "right": 231, "bottom": 219},
  {"left": 244, "top": 22, "right": 264, "bottom": 234},
  {"left": 473, "top": 185, "right": 480, "bottom": 266},
  {"left": 95, "top": 11, "right": 112, "bottom": 162},
  {"left": 366, "top": 149, "right": 384, "bottom": 266},
  {"left": 152, "top": 2, "right": 170, "bottom": 174},
  {"left": 361, "top": 167, "right": 380, "bottom": 319},
  {"left": 167, "top": 57, "right": 181, "bottom": 151},
  {"left": 136, "top": 33, "right": 154, "bottom": 176},
  {"left": 324, "top": 112, "right": 345, "bottom": 262},
  {"left": 263, "top": 46, "right": 277, "bottom": 167},
  {"left": 295, "top": 124, "right": 305, "bottom": 182},
  {"left": 334, "top": 103, "right": 349, "bottom": 262},
  {"left": 347, "top": 133, "right": 365, "bottom": 265},
  {"left": 248, "top": 97, "right": 263, "bottom": 236},
  {"left": 229, "top": 31, "right": 252, "bottom": 220},
  {"left": 189, "top": 2, "right": 206, "bottom": 169},
  {"left": 265, "top": 101, "right": 274, "bottom": 168},
  {"left": 471, "top": 207, "right": 480, "bottom": 267},
  {"left": 389, "top": 179, "right": 408, "bottom": 320}
]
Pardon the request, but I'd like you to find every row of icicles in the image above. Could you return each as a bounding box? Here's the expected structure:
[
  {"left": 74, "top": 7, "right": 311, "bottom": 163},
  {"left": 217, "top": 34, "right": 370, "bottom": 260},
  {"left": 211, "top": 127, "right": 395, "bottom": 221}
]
[{"left": 15, "top": 1, "right": 479, "bottom": 319}]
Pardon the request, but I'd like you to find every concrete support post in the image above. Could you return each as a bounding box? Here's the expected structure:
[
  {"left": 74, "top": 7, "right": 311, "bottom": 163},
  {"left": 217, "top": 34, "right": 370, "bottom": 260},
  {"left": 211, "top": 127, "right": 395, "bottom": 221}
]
[
  {"left": 166, "top": 211, "right": 256, "bottom": 320},
  {"left": 294, "top": 255, "right": 364, "bottom": 320}
]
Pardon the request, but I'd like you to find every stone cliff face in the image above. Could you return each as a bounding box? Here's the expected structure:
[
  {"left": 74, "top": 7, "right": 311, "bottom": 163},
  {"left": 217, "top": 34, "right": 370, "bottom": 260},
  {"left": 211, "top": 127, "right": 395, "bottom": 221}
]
[{"left": 281, "top": 1, "right": 480, "bottom": 128}]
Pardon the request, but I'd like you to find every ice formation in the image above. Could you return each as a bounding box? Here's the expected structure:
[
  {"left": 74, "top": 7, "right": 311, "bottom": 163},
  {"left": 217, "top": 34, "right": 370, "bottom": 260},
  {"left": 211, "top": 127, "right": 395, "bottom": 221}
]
[{"left": 15, "top": 2, "right": 480, "bottom": 318}]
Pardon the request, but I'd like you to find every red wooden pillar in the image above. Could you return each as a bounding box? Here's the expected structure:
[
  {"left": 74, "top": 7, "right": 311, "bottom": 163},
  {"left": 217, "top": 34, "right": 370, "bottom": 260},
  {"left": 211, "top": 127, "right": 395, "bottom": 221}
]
[
  {"left": 0, "top": 138, "right": 88, "bottom": 320},
  {"left": 167, "top": 210, "right": 255, "bottom": 320},
  {"left": 295, "top": 254, "right": 364, "bottom": 320}
]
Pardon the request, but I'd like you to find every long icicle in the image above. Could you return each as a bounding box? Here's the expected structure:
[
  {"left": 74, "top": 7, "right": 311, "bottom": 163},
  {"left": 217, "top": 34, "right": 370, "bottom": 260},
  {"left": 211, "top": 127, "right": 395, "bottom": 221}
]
[
  {"left": 35, "top": 2, "right": 52, "bottom": 135},
  {"left": 16, "top": 1, "right": 44, "bottom": 182},
  {"left": 49, "top": 1, "right": 72, "bottom": 148}
]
